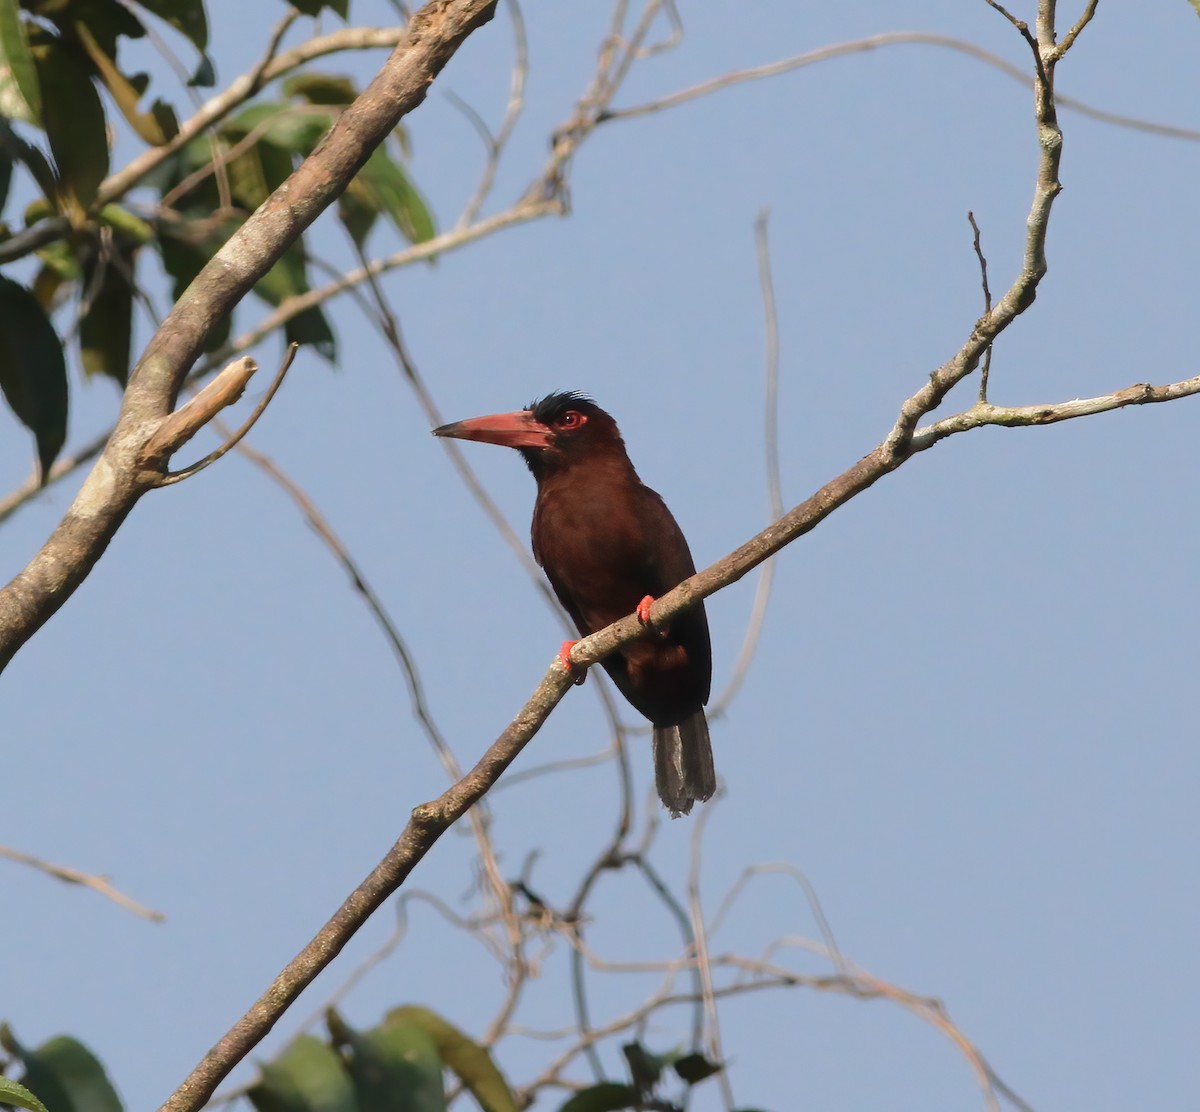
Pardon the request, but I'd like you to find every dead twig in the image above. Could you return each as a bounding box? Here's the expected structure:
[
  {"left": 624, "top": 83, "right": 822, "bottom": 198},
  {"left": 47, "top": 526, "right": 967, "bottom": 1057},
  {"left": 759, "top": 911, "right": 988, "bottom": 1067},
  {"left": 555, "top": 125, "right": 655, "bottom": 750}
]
[{"left": 0, "top": 843, "right": 165, "bottom": 922}]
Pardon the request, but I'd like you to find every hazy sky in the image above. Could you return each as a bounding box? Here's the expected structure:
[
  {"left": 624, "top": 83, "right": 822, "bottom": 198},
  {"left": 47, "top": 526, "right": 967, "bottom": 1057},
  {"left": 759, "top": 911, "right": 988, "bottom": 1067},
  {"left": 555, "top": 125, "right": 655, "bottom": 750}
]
[{"left": 4, "top": 3, "right": 1199, "bottom": 1110}]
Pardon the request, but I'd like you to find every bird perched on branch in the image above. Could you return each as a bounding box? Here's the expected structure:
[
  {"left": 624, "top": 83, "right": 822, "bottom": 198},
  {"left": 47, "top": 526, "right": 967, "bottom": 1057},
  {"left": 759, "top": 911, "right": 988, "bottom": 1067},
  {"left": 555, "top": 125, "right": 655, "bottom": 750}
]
[{"left": 433, "top": 392, "right": 715, "bottom": 816}]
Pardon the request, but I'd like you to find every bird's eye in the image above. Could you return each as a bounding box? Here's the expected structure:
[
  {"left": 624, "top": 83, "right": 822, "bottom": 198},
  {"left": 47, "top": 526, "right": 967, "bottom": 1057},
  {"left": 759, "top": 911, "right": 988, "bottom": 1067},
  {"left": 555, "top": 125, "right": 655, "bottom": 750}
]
[{"left": 557, "top": 411, "right": 587, "bottom": 430}]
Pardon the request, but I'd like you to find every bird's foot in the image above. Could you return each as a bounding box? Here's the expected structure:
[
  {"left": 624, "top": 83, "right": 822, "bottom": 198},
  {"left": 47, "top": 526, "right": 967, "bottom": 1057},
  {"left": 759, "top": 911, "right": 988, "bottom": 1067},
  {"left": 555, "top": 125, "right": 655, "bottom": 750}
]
[
  {"left": 559, "top": 640, "right": 587, "bottom": 685},
  {"left": 636, "top": 595, "right": 669, "bottom": 637}
]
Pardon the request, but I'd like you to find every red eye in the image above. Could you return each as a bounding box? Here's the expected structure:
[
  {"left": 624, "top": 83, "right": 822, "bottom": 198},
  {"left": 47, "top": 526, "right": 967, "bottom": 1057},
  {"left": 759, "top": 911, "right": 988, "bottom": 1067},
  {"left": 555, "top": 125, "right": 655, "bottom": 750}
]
[{"left": 557, "top": 411, "right": 587, "bottom": 430}]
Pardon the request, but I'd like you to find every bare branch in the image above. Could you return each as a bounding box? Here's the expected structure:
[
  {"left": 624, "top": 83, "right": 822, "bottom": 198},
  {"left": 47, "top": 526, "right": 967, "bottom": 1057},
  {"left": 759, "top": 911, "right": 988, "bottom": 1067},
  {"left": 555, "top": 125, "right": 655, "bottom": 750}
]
[
  {"left": 912, "top": 376, "right": 1200, "bottom": 450},
  {"left": 153, "top": 345, "right": 296, "bottom": 486},
  {"left": 880, "top": 12, "right": 1065, "bottom": 461},
  {"left": 455, "top": 0, "right": 529, "bottom": 227},
  {"left": 0, "top": 843, "right": 165, "bottom": 922},
  {"left": 599, "top": 29, "right": 1199, "bottom": 143},
  {"left": 138, "top": 356, "right": 259, "bottom": 472},
  {"left": 1052, "top": 0, "right": 1100, "bottom": 61},
  {"left": 967, "top": 211, "right": 995, "bottom": 402}
]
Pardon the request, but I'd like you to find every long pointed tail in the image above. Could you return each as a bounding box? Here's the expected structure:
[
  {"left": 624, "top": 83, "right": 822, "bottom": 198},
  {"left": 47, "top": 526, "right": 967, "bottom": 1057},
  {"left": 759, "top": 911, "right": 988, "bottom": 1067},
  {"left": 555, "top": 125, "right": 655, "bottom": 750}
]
[{"left": 653, "top": 711, "right": 716, "bottom": 817}]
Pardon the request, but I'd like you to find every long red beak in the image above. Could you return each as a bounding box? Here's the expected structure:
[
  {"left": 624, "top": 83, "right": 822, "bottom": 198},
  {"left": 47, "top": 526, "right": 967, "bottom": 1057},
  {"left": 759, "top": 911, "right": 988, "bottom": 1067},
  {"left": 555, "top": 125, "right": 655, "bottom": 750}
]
[{"left": 432, "top": 410, "right": 553, "bottom": 450}]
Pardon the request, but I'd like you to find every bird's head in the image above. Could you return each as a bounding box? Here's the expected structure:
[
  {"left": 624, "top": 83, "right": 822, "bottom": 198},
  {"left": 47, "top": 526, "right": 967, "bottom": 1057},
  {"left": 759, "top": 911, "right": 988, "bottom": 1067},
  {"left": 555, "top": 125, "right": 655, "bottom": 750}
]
[{"left": 433, "top": 391, "right": 626, "bottom": 478}]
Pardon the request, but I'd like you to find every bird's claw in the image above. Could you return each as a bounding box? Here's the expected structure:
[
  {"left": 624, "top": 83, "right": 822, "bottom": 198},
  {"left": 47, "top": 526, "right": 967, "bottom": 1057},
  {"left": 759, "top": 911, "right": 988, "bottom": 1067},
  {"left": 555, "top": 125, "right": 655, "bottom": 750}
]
[
  {"left": 559, "top": 640, "right": 587, "bottom": 685},
  {"left": 636, "top": 595, "right": 669, "bottom": 637}
]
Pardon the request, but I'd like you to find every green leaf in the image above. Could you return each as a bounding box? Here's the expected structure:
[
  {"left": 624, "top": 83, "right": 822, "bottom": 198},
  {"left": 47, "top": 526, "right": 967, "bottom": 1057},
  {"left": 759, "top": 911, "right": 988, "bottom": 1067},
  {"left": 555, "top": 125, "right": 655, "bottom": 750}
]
[
  {"left": 156, "top": 214, "right": 237, "bottom": 351},
  {"left": 249, "top": 238, "right": 335, "bottom": 362},
  {"left": 288, "top": 0, "right": 349, "bottom": 17},
  {"left": 0, "top": 1075, "right": 50, "bottom": 1112},
  {"left": 0, "top": 146, "right": 13, "bottom": 212},
  {"left": 0, "top": 0, "right": 40, "bottom": 122},
  {"left": 30, "top": 34, "right": 109, "bottom": 211},
  {"left": 249, "top": 1035, "right": 356, "bottom": 1112},
  {"left": 673, "top": 1052, "right": 724, "bottom": 1085},
  {"left": 98, "top": 203, "right": 154, "bottom": 244},
  {"left": 386, "top": 1007, "right": 517, "bottom": 1112},
  {"left": 557, "top": 1083, "right": 639, "bottom": 1112},
  {"left": 128, "top": 0, "right": 208, "bottom": 51},
  {"left": 284, "top": 305, "right": 335, "bottom": 361},
  {"left": 355, "top": 146, "right": 435, "bottom": 246},
  {"left": 43, "top": 0, "right": 144, "bottom": 56},
  {"left": 79, "top": 247, "right": 136, "bottom": 385},
  {"left": 7, "top": 1033, "right": 122, "bottom": 1112},
  {"left": 229, "top": 102, "right": 332, "bottom": 157},
  {"left": 621, "top": 1042, "right": 670, "bottom": 1090},
  {"left": 282, "top": 72, "right": 357, "bottom": 105},
  {"left": 72, "top": 20, "right": 177, "bottom": 145},
  {"left": 1, "top": 125, "right": 58, "bottom": 205},
  {"left": 32, "top": 234, "right": 82, "bottom": 307},
  {"left": 337, "top": 183, "right": 377, "bottom": 249},
  {"left": 0, "top": 274, "right": 68, "bottom": 480},
  {"left": 218, "top": 118, "right": 297, "bottom": 212},
  {"left": 188, "top": 52, "right": 214, "bottom": 87},
  {"left": 347, "top": 1019, "right": 446, "bottom": 1112}
]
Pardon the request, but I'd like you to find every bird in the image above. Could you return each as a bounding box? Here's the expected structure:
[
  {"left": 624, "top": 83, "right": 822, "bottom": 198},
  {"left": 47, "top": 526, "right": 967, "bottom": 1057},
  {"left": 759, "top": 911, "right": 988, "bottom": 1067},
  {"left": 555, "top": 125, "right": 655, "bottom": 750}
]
[{"left": 433, "top": 391, "right": 715, "bottom": 816}]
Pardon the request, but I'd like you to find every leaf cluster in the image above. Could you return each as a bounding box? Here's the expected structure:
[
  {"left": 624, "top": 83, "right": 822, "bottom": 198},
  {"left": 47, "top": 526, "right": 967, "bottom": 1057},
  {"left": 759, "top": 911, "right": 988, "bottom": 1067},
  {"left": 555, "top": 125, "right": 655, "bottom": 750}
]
[{"left": 0, "top": 0, "right": 433, "bottom": 481}]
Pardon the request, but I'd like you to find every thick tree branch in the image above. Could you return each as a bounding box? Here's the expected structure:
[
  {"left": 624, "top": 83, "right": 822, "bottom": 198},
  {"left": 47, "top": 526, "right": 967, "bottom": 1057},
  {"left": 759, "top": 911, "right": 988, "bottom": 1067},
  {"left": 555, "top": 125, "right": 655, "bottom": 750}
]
[{"left": 0, "top": 0, "right": 499, "bottom": 673}]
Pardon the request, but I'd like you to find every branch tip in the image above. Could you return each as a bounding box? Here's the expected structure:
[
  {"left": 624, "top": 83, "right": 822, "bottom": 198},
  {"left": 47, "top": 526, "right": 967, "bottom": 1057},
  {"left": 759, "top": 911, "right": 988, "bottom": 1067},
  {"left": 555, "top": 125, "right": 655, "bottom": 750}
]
[
  {"left": 155, "top": 345, "right": 298, "bottom": 487},
  {"left": 139, "top": 356, "right": 259, "bottom": 471}
]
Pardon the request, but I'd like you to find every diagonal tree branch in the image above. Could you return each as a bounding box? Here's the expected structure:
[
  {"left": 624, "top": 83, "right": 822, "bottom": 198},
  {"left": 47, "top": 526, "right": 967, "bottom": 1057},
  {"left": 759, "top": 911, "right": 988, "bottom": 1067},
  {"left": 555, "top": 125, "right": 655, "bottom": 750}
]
[{"left": 0, "top": 0, "right": 500, "bottom": 674}]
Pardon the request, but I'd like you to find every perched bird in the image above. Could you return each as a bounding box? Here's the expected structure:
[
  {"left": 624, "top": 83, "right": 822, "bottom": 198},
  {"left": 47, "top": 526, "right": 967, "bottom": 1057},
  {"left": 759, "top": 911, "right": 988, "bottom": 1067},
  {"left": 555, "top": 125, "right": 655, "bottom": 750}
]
[{"left": 433, "top": 392, "right": 715, "bottom": 816}]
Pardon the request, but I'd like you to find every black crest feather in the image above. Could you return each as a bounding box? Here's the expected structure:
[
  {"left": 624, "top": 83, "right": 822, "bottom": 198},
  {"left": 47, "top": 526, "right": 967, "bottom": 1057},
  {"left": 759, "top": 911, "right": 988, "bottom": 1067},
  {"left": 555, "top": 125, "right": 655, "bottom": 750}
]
[{"left": 529, "top": 391, "right": 594, "bottom": 424}]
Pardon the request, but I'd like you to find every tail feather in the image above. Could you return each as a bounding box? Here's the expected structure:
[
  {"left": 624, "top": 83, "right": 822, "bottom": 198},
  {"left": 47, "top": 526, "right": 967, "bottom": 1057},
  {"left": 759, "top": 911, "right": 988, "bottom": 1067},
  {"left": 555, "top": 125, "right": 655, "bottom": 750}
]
[{"left": 652, "top": 711, "right": 716, "bottom": 817}]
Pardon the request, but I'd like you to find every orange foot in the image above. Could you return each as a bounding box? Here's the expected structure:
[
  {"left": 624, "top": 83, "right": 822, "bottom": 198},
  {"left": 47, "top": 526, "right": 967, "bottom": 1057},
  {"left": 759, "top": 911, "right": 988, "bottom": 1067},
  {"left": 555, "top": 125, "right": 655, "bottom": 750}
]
[
  {"left": 636, "top": 595, "right": 669, "bottom": 636},
  {"left": 559, "top": 640, "right": 586, "bottom": 685}
]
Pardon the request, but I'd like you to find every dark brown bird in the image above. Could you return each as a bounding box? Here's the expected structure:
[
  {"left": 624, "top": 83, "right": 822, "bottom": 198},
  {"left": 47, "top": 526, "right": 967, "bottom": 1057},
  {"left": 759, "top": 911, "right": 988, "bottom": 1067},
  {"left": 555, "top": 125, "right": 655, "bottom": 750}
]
[{"left": 433, "top": 392, "right": 715, "bottom": 816}]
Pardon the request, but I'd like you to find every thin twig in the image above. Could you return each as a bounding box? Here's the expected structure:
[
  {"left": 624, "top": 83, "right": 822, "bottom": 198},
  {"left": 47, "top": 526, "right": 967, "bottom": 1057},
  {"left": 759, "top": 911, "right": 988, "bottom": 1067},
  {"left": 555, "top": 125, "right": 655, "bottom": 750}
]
[
  {"left": 1051, "top": 0, "right": 1100, "bottom": 61},
  {"left": 0, "top": 844, "right": 165, "bottom": 922},
  {"left": 317, "top": 244, "right": 529, "bottom": 1023},
  {"left": 967, "top": 211, "right": 994, "bottom": 402},
  {"left": 686, "top": 799, "right": 735, "bottom": 1110},
  {"left": 247, "top": 10, "right": 302, "bottom": 93},
  {"left": 598, "top": 28, "right": 1200, "bottom": 142},
  {"left": 710, "top": 210, "right": 784, "bottom": 716},
  {"left": 451, "top": 0, "right": 530, "bottom": 228}
]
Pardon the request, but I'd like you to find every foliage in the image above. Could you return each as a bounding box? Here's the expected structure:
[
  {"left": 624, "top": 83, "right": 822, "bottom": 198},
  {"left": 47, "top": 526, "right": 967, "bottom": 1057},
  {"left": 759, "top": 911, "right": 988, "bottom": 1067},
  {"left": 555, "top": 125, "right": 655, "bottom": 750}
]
[
  {"left": 0, "top": 1025, "right": 122, "bottom": 1112},
  {"left": 0, "top": 1013, "right": 521, "bottom": 1112},
  {"left": 0, "top": 1019, "right": 745, "bottom": 1112},
  {"left": 0, "top": 0, "right": 434, "bottom": 479},
  {"left": 558, "top": 1043, "right": 728, "bottom": 1112}
]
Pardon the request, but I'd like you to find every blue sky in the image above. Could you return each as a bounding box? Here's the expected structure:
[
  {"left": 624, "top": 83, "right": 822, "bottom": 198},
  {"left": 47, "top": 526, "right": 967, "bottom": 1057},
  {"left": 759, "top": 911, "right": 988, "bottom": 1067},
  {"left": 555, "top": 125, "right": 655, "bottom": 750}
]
[{"left": 3, "top": 2, "right": 1199, "bottom": 1109}]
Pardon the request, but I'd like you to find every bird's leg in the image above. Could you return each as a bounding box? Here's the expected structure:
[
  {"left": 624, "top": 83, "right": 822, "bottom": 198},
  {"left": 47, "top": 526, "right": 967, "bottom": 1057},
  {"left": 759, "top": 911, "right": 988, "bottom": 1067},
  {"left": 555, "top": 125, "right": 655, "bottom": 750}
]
[
  {"left": 559, "top": 640, "right": 587, "bottom": 685},
  {"left": 636, "top": 595, "right": 670, "bottom": 638}
]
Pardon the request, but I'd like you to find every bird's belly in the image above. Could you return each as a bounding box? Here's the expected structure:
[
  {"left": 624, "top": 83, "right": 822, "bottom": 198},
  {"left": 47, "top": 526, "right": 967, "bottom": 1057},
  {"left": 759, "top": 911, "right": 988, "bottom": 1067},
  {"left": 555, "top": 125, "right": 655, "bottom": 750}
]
[{"left": 597, "top": 637, "right": 698, "bottom": 727}]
